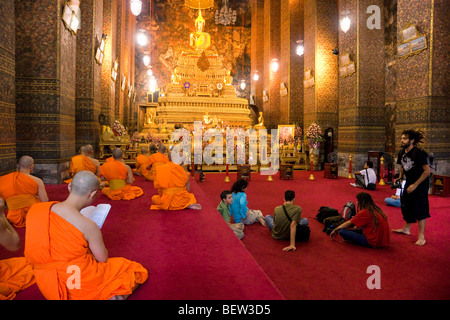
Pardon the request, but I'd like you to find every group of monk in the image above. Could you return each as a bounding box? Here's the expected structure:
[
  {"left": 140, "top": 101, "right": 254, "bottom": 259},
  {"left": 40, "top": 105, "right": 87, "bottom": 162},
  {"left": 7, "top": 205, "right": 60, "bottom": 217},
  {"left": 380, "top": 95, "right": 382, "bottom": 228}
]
[{"left": 0, "top": 143, "right": 201, "bottom": 300}]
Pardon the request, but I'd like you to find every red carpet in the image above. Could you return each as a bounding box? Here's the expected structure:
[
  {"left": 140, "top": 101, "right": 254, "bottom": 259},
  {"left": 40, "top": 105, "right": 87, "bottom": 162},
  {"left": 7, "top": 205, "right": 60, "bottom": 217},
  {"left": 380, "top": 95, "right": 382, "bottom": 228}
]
[
  {"left": 2, "top": 169, "right": 449, "bottom": 300},
  {"left": 0, "top": 175, "right": 283, "bottom": 300},
  {"left": 197, "top": 170, "right": 450, "bottom": 300}
]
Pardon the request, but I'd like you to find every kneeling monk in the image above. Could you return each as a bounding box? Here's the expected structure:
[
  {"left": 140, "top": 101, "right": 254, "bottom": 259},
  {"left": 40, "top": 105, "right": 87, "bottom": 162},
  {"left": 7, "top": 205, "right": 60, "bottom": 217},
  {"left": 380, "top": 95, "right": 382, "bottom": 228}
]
[
  {"left": 150, "top": 151, "right": 202, "bottom": 210},
  {"left": 143, "top": 144, "right": 169, "bottom": 181},
  {"left": 25, "top": 171, "right": 148, "bottom": 300},
  {"left": 0, "top": 156, "right": 48, "bottom": 228},
  {"left": 100, "top": 149, "right": 144, "bottom": 200}
]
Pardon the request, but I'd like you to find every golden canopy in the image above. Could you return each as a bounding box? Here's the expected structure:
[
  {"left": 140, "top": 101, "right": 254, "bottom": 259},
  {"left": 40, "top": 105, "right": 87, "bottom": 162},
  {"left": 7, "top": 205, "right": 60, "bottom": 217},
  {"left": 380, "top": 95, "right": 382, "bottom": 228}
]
[{"left": 184, "top": 0, "right": 214, "bottom": 9}]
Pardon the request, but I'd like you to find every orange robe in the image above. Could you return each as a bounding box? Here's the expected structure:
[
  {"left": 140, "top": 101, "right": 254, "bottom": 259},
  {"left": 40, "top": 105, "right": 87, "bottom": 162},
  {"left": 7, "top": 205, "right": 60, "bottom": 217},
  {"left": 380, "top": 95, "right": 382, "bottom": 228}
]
[
  {"left": 106, "top": 156, "right": 115, "bottom": 163},
  {"left": 100, "top": 161, "right": 143, "bottom": 200},
  {"left": 0, "top": 172, "right": 41, "bottom": 228},
  {"left": 64, "top": 155, "right": 99, "bottom": 184},
  {"left": 0, "top": 257, "right": 35, "bottom": 300},
  {"left": 24, "top": 202, "right": 148, "bottom": 300},
  {"left": 151, "top": 162, "right": 197, "bottom": 210},
  {"left": 134, "top": 154, "right": 151, "bottom": 176},
  {"left": 144, "top": 152, "right": 169, "bottom": 181}
]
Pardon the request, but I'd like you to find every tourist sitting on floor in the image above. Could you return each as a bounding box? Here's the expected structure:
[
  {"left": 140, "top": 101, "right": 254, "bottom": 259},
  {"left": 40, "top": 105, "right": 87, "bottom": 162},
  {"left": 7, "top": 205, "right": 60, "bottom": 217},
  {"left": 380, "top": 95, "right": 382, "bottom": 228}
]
[
  {"left": 24, "top": 171, "right": 148, "bottom": 300},
  {"left": 0, "top": 198, "right": 36, "bottom": 300},
  {"left": 230, "top": 179, "right": 266, "bottom": 226},
  {"left": 330, "top": 192, "right": 390, "bottom": 248},
  {"left": 350, "top": 161, "right": 377, "bottom": 190},
  {"left": 217, "top": 190, "right": 244, "bottom": 240},
  {"left": 384, "top": 180, "right": 405, "bottom": 208},
  {"left": 264, "top": 190, "right": 308, "bottom": 252}
]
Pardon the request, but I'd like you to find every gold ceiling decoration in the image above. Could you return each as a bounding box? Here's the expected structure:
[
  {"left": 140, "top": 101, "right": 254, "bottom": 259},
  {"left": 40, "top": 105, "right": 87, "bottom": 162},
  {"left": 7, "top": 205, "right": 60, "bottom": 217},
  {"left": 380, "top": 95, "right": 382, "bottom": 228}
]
[{"left": 184, "top": 0, "right": 214, "bottom": 9}]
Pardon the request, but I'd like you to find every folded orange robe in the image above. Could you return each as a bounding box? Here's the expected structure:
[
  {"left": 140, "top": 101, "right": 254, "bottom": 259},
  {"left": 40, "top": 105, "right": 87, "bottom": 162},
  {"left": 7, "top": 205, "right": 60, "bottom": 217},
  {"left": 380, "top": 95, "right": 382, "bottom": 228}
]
[
  {"left": 24, "top": 202, "right": 148, "bottom": 300},
  {"left": 100, "top": 161, "right": 143, "bottom": 200},
  {"left": 0, "top": 172, "right": 41, "bottom": 228},
  {"left": 0, "top": 257, "right": 35, "bottom": 300},
  {"left": 144, "top": 152, "right": 169, "bottom": 181},
  {"left": 64, "top": 155, "right": 99, "bottom": 184},
  {"left": 134, "top": 154, "right": 151, "bottom": 176},
  {"left": 151, "top": 162, "right": 197, "bottom": 210}
]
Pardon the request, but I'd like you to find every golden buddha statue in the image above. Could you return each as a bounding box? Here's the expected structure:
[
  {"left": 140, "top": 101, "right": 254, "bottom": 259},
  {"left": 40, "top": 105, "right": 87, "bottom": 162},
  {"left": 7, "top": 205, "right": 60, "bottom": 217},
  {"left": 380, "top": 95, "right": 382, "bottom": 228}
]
[
  {"left": 224, "top": 70, "right": 233, "bottom": 86},
  {"left": 253, "top": 112, "right": 266, "bottom": 129},
  {"left": 189, "top": 10, "right": 211, "bottom": 51}
]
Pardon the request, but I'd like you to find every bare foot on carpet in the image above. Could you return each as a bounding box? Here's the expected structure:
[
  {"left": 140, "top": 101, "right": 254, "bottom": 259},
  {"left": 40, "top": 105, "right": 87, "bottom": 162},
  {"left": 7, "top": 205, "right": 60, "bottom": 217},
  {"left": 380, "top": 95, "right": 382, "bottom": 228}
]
[
  {"left": 187, "top": 203, "right": 202, "bottom": 210},
  {"left": 258, "top": 217, "right": 267, "bottom": 226},
  {"left": 392, "top": 228, "right": 410, "bottom": 235},
  {"left": 415, "top": 238, "right": 426, "bottom": 246}
]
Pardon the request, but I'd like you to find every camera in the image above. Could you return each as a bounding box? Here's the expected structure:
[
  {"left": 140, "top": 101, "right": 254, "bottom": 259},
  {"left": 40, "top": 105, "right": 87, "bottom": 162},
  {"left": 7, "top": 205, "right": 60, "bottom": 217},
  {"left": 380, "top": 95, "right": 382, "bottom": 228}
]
[
  {"left": 332, "top": 48, "right": 339, "bottom": 55},
  {"left": 391, "top": 179, "right": 403, "bottom": 189}
]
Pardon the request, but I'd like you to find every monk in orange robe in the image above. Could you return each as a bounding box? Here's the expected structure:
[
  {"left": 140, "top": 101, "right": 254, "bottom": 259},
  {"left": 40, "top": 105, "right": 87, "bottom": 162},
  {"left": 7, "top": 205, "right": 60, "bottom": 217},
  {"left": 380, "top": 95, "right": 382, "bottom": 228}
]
[
  {"left": 0, "top": 156, "right": 49, "bottom": 228},
  {"left": 134, "top": 146, "right": 151, "bottom": 176},
  {"left": 144, "top": 144, "right": 169, "bottom": 181},
  {"left": 100, "top": 149, "right": 144, "bottom": 200},
  {"left": 0, "top": 198, "right": 35, "bottom": 300},
  {"left": 150, "top": 152, "right": 202, "bottom": 210},
  {"left": 25, "top": 171, "right": 148, "bottom": 300},
  {"left": 64, "top": 145, "right": 104, "bottom": 185}
]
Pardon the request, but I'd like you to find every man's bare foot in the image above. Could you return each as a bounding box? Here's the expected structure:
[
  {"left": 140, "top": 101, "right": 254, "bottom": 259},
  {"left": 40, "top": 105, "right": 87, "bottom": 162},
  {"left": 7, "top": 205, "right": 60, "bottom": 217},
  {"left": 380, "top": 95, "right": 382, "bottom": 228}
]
[
  {"left": 187, "top": 203, "right": 202, "bottom": 210},
  {"left": 258, "top": 217, "right": 267, "bottom": 226},
  {"left": 392, "top": 228, "right": 410, "bottom": 235},
  {"left": 415, "top": 238, "right": 426, "bottom": 246}
]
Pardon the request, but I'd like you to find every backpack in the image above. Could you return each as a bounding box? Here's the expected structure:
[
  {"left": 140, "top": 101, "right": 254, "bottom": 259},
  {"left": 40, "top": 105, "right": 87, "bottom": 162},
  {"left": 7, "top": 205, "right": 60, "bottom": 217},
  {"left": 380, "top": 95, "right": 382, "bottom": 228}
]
[
  {"left": 316, "top": 206, "right": 339, "bottom": 223},
  {"left": 342, "top": 201, "right": 356, "bottom": 220},
  {"left": 322, "top": 216, "right": 346, "bottom": 235},
  {"left": 282, "top": 205, "right": 310, "bottom": 242}
]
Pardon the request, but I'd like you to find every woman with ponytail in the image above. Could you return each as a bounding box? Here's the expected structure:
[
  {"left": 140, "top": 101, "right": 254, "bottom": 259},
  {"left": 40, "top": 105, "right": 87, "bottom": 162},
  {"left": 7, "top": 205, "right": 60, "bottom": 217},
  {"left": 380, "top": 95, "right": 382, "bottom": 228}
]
[{"left": 330, "top": 192, "right": 390, "bottom": 248}]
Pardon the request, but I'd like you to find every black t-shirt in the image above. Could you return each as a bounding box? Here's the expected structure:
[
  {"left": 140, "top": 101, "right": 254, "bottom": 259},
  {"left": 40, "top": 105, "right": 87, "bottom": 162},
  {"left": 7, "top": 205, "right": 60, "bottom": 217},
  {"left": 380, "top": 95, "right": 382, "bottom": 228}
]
[{"left": 397, "top": 146, "right": 428, "bottom": 184}]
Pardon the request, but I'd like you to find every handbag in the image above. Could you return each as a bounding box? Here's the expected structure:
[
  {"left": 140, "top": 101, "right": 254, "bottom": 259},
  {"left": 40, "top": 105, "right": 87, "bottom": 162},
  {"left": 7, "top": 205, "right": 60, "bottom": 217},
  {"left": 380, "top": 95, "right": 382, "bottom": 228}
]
[{"left": 282, "top": 205, "right": 310, "bottom": 242}]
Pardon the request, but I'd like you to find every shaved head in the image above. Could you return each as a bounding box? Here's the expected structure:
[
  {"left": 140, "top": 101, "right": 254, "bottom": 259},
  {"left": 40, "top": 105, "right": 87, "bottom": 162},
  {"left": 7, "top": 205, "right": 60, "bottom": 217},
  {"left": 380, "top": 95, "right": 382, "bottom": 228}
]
[
  {"left": 149, "top": 143, "right": 157, "bottom": 153},
  {"left": 112, "top": 148, "right": 123, "bottom": 160},
  {"left": 84, "top": 144, "right": 94, "bottom": 155},
  {"left": 140, "top": 146, "right": 148, "bottom": 154},
  {"left": 18, "top": 156, "right": 34, "bottom": 169},
  {"left": 70, "top": 171, "right": 100, "bottom": 196},
  {"left": 158, "top": 144, "right": 166, "bottom": 154}
]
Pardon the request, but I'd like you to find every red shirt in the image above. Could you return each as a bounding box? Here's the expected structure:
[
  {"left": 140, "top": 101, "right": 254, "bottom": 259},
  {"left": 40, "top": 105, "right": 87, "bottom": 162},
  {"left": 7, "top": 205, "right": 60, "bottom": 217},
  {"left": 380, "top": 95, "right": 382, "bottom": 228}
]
[{"left": 350, "top": 208, "right": 390, "bottom": 247}]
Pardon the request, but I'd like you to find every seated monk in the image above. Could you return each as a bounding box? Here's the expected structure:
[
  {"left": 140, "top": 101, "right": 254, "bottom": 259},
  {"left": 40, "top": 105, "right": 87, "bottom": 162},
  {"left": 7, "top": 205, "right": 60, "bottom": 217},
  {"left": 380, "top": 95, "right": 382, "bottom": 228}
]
[
  {"left": 64, "top": 145, "right": 106, "bottom": 188},
  {"left": 150, "top": 151, "right": 202, "bottom": 210},
  {"left": 134, "top": 147, "right": 151, "bottom": 176},
  {"left": 24, "top": 171, "right": 148, "bottom": 300},
  {"left": 0, "top": 156, "right": 49, "bottom": 228},
  {"left": 0, "top": 198, "right": 35, "bottom": 300},
  {"left": 100, "top": 149, "right": 144, "bottom": 200},
  {"left": 144, "top": 144, "right": 169, "bottom": 181}
]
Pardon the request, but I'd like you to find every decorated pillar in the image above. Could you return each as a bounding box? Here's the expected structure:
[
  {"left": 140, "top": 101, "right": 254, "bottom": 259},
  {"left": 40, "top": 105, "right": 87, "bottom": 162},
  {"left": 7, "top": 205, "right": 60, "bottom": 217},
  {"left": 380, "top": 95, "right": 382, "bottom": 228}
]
[
  {"left": 250, "top": 0, "right": 264, "bottom": 116},
  {"left": 263, "top": 0, "right": 281, "bottom": 129},
  {"left": 75, "top": 0, "right": 104, "bottom": 152},
  {"left": 15, "top": 0, "right": 77, "bottom": 183},
  {"left": 337, "top": 0, "right": 385, "bottom": 176},
  {"left": 396, "top": 0, "right": 450, "bottom": 174},
  {"left": 0, "top": 0, "right": 16, "bottom": 175},
  {"left": 280, "top": 0, "right": 304, "bottom": 126},
  {"left": 304, "top": 0, "right": 339, "bottom": 167}
]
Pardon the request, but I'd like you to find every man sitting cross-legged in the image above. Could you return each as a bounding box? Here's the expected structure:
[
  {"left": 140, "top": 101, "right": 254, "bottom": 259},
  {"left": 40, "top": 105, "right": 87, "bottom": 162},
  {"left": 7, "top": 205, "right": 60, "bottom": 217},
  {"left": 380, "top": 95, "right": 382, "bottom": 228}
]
[
  {"left": 0, "top": 155, "right": 48, "bottom": 228},
  {"left": 24, "top": 171, "right": 148, "bottom": 300},
  {"left": 100, "top": 148, "right": 144, "bottom": 200}
]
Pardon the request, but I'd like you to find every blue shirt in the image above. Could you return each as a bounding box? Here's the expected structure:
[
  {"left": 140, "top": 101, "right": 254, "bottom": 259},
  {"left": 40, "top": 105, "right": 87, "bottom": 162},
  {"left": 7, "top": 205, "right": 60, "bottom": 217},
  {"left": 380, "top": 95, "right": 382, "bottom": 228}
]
[{"left": 230, "top": 192, "right": 249, "bottom": 223}]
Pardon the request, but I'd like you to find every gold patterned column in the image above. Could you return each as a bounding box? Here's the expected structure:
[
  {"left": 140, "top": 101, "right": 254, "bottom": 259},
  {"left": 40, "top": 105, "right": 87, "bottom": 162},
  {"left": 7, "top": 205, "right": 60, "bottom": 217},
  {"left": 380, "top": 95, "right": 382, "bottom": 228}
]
[
  {"left": 0, "top": 0, "right": 16, "bottom": 175},
  {"left": 338, "top": 0, "right": 385, "bottom": 176},
  {"left": 304, "top": 0, "right": 339, "bottom": 167},
  {"left": 396, "top": 0, "right": 450, "bottom": 174},
  {"left": 15, "top": 0, "right": 77, "bottom": 183}
]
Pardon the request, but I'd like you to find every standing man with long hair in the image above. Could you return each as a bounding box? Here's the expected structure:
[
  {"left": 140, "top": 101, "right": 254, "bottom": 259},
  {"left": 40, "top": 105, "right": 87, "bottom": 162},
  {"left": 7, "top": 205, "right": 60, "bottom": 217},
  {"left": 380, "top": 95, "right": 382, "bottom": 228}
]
[
  {"left": 330, "top": 192, "right": 390, "bottom": 248},
  {"left": 392, "top": 129, "right": 430, "bottom": 246}
]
